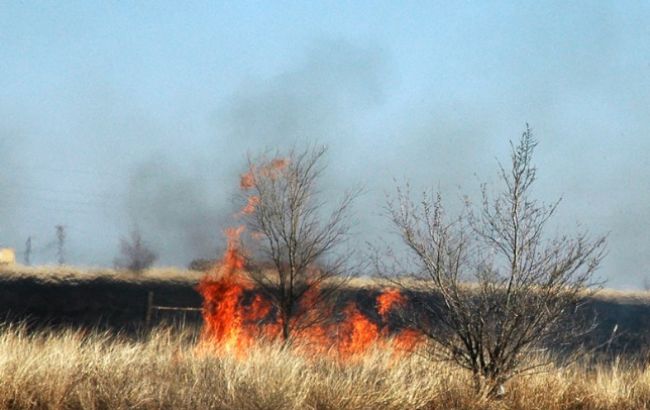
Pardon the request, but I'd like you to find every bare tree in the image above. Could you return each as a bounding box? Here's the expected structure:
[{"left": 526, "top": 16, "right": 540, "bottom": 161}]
[
  {"left": 114, "top": 229, "right": 158, "bottom": 273},
  {"left": 241, "top": 145, "right": 360, "bottom": 343},
  {"left": 380, "top": 126, "right": 606, "bottom": 398}
]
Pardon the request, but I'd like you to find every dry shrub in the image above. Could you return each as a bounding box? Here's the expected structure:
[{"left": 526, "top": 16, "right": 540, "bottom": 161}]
[{"left": 113, "top": 230, "right": 158, "bottom": 274}]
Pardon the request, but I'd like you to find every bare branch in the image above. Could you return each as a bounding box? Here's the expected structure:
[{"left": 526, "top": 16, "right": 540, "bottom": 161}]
[
  {"left": 113, "top": 229, "right": 158, "bottom": 273},
  {"left": 241, "top": 145, "right": 361, "bottom": 343},
  {"left": 380, "top": 125, "right": 607, "bottom": 398}
]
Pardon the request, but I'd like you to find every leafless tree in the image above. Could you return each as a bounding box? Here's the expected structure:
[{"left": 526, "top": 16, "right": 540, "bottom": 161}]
[
  {"left": 114, "top": 229, "right": 158, "bottom": 273},
  {"left": 241, "top": 145, "right": 360, "bottom": 343},
  {"left": 379, "top": 126, "right": 607, "bottom": 398}
]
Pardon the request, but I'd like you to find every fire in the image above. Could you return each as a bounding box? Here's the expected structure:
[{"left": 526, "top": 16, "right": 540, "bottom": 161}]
[
  {"left": 240, "top": 172, "right": 255, "bottom": 190},
  {"left": 337, "top": 305, "right": 380, "bottom": 357},
  {"left": 197, "top": 157, "right": 423, "bottom": 360},
  {"left": 220, "top": 227, "right": 246, "bottom": 272},
  {"left": 376, "top": 288, "right": 406, "bottom": 320},
  {"left": 240, "top": 157, "right": 288, "bottom": 191},
  {"left": 376, "top": 288, "right": 423, "bottom": 353},
  {"left": 391, "top": 328, "right": 424, "bottom": 352},
  {"left": 270, "top": 158, "right": 287, "bottom": 170},
  {"left": 196, "top": 227, "right": 257, "bottom": 356},
  {"left": 241, "top": 195, "right": 260, "bottom": 215},
  {"left": 197, "top": 239, "right": 422, "bottom": 358}
]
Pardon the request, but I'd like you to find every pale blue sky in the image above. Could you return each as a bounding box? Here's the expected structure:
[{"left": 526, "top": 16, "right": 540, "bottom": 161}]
[{"left": 0, "top": 2, "right": 649, "bottom": 288}]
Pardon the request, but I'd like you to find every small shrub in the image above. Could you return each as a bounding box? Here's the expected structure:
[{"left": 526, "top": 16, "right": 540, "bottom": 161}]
[{"left": 113, "top": 230, "right": 158, "bottom": 273}]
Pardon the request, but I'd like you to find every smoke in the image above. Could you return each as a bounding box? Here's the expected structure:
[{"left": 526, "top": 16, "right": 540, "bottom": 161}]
[
  {"left": 0, "top": 133, "right": 22, "bottom": 247},
  {"left": 125, "top": 157, "right": 232, "bottom": 265},
  {"left": 124, "top": 40, "right": 388, "bottom": 266},
  {"left": 1, "top": 10, "right": 646, "bottom": 288},
  {"left": 121, "top": 36, "right": 648, "bottom": 289},
  {"left": 214, "top": 39, "right": 385, "bottom": 148}
]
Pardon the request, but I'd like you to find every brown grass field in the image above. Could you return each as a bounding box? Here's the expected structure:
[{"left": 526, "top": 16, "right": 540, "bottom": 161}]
[
  {"left": 1, "top": 324, "right": 650, "bottom": 410},
  {"left": 1, "top": 265, "right": 650, "bottom": 409}
]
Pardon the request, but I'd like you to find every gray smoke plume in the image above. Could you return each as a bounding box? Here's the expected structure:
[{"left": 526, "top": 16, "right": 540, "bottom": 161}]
[
  {"left": 1, "top": 27, "right": 645, "bottom": 289},
  {"left": 124, "top": 157, "right": 232, "bottom": 265},
  {"left": 214, "top": 39, "right": 386, "bottom": 147},
  {"left": 123, "top": 40, "right": 388, "bottom": 267}
]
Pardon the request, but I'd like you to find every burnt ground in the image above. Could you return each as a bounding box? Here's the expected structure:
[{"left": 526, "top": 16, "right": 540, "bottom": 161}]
[
  {"left": 0, "top": 270, "right": 649, "bottom": 357},
  {"left": 0, "top": 273, "right": 203, "bottom": 333}
]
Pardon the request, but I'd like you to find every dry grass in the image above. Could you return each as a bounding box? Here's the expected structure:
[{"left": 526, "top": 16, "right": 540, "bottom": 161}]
[
  {"left": 0, "top": 264, "right": 204, "bottom": 285},
  {"left": 0, "top": 325, "right": 649, "bottom": 409}
]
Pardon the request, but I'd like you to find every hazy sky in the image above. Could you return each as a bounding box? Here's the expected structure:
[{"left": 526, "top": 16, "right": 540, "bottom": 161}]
[{"left": 1, "top": 2, "right": 648, "bottom": 289}]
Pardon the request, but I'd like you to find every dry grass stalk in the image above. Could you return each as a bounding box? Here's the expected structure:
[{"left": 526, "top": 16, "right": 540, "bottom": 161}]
[{"left": 0, "top": 324, "right": 649, "bottom": 409}]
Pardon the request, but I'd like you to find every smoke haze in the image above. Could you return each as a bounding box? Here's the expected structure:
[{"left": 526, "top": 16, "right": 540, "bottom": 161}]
[{"left": 1, "top": 3, "right": 649, "bottom": 288}]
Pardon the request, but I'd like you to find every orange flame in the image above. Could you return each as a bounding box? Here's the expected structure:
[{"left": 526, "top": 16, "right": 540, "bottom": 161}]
[
  {"left": 337, "top": 304, "right": 380, "bottom": 357},
  {"left": 198, "top": 158, "right": 422, "bottom": 360},
  {"left": 391, "top": 328, "right": 424, "bottom": 353},
  {"left": 240, "top": 158, "right": 287, "bottom": 191},
  {"left": 198, "top": 253, "right": 423, "bottom": 359},
  {"left": 221, "top": 227, "right": 246, "bottom": 272},
  {"left": 376, "top": 288, "right": 406, "bottom": 320},
  {"left": 241, "top": 195, "right": 260, "bottom": 215},
  {"left": 270, "top": 158, "right": 288, "bottom": 170},
  {"left": 240, "top": 171, "right": 255, "bottom": 190},
  {"left": 196, "top": 227, "right": 255, "bottom": 356}
]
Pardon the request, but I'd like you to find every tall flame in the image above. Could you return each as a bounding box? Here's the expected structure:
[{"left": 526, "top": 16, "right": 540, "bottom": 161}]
[
  {"left": 197, "top": 157, "right": 422, "bottom": 359},
  {"left": 196, "top": 227, "right": 255, "bottom": 356}
]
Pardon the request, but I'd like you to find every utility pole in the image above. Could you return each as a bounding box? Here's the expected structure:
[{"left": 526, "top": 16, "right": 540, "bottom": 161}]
[
  {"left": 55, "top": 225, "right": 65, "bottom": 265},
  {"left": 24, "top": 236, "right": 32, "bottom": 266}
]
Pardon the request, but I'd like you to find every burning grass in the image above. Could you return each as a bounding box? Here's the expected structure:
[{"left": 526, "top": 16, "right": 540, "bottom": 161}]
[
  {"left": 0, "top": 324, "right": 650, "bottom": 409},
  {"left": 196, "top": 226, "right": 424, "bottom": 360}
]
